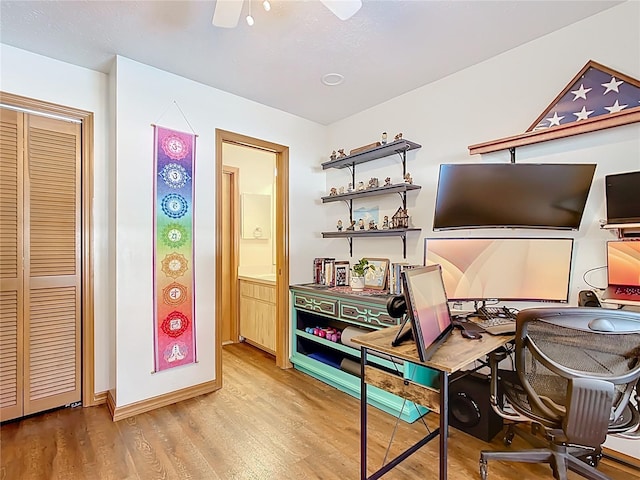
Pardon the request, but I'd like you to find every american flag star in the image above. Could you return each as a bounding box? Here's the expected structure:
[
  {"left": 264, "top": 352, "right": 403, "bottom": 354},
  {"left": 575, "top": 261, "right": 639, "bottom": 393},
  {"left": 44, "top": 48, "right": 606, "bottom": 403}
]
[{"left": 529, "top": 61, "right": 640, "bottom": 131}]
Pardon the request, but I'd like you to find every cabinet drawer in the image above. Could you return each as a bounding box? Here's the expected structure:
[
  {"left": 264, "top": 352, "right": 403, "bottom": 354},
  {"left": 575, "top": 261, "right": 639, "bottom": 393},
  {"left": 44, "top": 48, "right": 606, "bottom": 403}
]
[
  {"left": 340, "top": 302, "right": 397, "bottom": 327},
  {"left": 293, "top": 293, "right": 338, "bottom": 316},
  {"left": 240, "top": 281, "right": 276, "bottom": 303}
]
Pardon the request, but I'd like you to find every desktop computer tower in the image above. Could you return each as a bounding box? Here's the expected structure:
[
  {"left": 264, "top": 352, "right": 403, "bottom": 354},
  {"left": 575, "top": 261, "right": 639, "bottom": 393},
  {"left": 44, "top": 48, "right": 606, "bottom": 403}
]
[{"left": 448, "top": 371, "right": 503, "bottom": 442}]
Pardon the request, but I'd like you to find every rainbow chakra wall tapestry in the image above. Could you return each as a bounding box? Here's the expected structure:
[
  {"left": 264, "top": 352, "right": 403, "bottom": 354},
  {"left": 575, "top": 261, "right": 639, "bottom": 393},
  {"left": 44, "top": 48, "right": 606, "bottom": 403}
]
[{"left": 153, "top": 126, "right": 196, "bottom": 372}]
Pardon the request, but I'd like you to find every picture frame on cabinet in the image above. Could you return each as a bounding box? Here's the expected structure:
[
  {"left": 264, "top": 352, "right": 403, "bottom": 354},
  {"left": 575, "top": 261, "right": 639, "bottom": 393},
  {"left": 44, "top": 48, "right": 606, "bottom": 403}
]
[
  {"left": 364, "top": 258, "right": 389, "bottom": 290},
  {"left": 335, "top": 261, "right": 350, "bottom": 286}
]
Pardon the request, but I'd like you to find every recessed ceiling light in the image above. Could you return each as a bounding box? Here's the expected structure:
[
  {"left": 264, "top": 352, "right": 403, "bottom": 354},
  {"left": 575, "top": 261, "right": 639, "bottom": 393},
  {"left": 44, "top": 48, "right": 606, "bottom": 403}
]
[{"left": 322, "top": 73, "right": 344, "bottom": 86}]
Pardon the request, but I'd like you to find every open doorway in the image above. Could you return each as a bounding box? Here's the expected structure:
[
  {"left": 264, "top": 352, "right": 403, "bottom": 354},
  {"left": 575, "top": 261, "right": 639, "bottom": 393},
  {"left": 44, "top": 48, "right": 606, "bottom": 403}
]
[{"left": 215, "top": 130, "right": 290, "bottom": 383}]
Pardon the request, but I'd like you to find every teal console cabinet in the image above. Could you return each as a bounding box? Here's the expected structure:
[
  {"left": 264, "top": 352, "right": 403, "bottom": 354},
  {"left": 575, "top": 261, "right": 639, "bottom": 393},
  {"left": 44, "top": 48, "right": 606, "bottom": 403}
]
[{"left": 290, "top": 284, "right": 437, "bottom": 422}]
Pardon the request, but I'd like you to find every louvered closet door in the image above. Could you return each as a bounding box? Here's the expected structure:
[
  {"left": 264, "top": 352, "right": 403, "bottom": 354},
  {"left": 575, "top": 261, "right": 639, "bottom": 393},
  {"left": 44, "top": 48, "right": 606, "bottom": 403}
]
[
  {"left": 0, "top": 109, "right": 81, "bottom": 421},
  {"left": 23, "top": 114, "right": 81, "bottom": 415},
  {"left": 0, "top": 109, "right": 25, "bottom": 421}
]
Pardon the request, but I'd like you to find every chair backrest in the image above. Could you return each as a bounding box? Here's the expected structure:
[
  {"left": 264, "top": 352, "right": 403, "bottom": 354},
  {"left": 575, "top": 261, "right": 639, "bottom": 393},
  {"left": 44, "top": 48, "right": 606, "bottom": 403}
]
[{"left": 514, "top": 307, "right": 640, "bottom": 447}]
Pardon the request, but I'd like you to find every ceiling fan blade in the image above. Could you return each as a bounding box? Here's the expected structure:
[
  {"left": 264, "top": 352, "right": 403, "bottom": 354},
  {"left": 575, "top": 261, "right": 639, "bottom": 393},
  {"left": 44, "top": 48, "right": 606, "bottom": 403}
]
[
  {"left": 319, "top": 0, "right": 362, "bottom": 20},
  {"left": 212, "top": 0, "right": 244, "bottom": 28}
]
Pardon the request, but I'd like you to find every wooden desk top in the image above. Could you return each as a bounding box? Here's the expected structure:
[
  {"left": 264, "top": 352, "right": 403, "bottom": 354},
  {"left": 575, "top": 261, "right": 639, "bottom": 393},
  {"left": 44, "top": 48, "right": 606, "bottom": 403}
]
[{"left": 352, "top": 325, "right": 513, "bottom": 373}]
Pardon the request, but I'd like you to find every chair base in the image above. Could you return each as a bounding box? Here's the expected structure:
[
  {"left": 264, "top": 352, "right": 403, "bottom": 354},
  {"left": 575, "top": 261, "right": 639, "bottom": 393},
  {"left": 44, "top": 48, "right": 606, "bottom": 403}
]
[{"left": 480, "top": 446, "right": 611, "bottom": 480}]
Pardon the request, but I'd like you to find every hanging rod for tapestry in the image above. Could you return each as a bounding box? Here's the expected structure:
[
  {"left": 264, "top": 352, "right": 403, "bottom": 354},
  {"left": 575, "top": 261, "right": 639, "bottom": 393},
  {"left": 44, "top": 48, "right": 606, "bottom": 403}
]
[{"left": 152, "top": 100, "right": 198, "bottom": 136}]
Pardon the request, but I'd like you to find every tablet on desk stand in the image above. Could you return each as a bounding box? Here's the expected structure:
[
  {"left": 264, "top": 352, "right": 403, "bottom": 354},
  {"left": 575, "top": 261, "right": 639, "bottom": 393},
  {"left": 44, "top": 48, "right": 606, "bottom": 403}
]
[{"left": 394, "top": 264, "right": 454, "bottom": 362}]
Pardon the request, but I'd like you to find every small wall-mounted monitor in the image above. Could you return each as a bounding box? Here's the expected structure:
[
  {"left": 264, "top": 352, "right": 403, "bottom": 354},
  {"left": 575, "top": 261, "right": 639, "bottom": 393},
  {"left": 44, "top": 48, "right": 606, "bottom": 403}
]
[
  {"left": 433, "top": 163, "right": 596, "bottom": 231},
  {"left": 400, "top": 264, "right": 454, "bottom": 362},
  {"left": 424, "top": 237, "right": 574, "bottom": 303},
  {"left": 605, "top": 171, "right": 640, "bottom": 225}
]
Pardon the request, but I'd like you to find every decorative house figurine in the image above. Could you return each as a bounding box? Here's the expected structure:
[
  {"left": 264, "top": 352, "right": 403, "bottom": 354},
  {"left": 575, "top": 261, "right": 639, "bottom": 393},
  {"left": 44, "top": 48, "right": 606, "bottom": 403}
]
[
  {"left": 391, "top": 207, "right": 409, "bottom": 229},
  {"left": 404, "top": 172, "right": 413, "bottom": 184},
  {"left": 329, "top": 187, "right": 338, "bottom": 196},
  {"left": 368, "top": 220, "right": 377, "bottom": 230},
  {"left": 330, "top": 150, "right": 337, "bottom": 161},
  {"left": 346, "top": 220, "right": 356, "bottom": 231},
  {"left": 384, "top": 177, "right": 392, "bottom": 186},
  {"left": 394, "top": 132, "right": 403, "bottom": 141},
  {"left": 367, "top": 177, "right": 379, "bottom": 189},
  {"left": 337, "top": 220, "right": 343, "bottom": 231},
  {"left": 381, "top": 215, "right": 390, "bottom": 229},
  {"left": 337, "top": 149, "right": 347, "bottom": 158}
]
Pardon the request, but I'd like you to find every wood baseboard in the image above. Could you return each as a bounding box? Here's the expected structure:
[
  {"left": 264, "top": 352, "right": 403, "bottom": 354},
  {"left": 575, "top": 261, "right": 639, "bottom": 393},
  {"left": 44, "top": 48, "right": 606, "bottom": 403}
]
[
  {"left": 603, "top": 447, "right": 640, "bottom": 470},
  {"left": 91, "top": 391, "right": 108, "bottom": 405},
  {"left": 108, "top": 380, "right": 221, "bottom": 422}
]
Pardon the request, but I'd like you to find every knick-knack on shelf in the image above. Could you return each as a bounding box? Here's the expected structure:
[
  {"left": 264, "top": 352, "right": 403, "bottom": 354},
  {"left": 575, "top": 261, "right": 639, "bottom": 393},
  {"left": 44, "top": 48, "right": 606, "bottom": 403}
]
[
  {"left": 381, "top": 132, "right": 388, "bottom": 145},
  {"left": 337, "top": 220, "right": 343, "bottom": 231}
]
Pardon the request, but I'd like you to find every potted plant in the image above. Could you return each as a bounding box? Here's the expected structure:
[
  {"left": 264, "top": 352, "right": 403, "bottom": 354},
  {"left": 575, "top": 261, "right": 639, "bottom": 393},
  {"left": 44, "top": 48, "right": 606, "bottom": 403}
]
[{"left": 351, "top": 258, "right": 375, "bottom": 291}]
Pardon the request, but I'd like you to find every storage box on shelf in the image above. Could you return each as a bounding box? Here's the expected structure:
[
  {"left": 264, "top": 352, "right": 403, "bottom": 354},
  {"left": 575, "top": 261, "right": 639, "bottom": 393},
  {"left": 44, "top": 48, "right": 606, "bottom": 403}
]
[
  {"left": 321, "top": 139, "right": 422, "bottom": 258},
  {"left": 290, "top": 284, "right": 437, "bottom": 422}
]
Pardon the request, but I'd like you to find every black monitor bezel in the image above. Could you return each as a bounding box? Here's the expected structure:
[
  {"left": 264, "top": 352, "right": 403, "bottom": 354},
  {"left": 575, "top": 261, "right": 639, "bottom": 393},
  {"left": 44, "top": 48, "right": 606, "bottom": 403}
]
[
  {"left": 400, "top": 264, "right": 454, "bottom": 362},
  {"left": 605, "top": 171, "right": 640, "bottom": 225}
]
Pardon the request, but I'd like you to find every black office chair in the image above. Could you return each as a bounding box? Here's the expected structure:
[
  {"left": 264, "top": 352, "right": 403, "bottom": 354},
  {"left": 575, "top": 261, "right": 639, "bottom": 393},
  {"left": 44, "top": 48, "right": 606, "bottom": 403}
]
[{"left": 479, "top": 307, "right": 640, "bottom": 480}]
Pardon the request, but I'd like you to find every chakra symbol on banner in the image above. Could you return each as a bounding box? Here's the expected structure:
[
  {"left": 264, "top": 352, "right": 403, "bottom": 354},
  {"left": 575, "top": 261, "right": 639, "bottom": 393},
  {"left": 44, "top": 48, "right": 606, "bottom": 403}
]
[
  {"left": 162, "top": 134, "right": 189, "bottom": 160},
  {"left": 161, "top": 222, "right": 189, "bottom": 249},
  {"left": 161, "top": 193, "right": 188, "bottom": 219},
  {"left": 160, "top": 163, "right": 191, "bottom": 189},
  {"left": 162, "top": 282, "right": 188, "bottom": 306},
  {"left": 161, "top": 252, "right": 189, "bottom": 278},
  {"left": 164, "top": 341, "right": 188, "bottom": 363},
  {"left": 161, "top": 311, "right": 190, "bottom": 338}
]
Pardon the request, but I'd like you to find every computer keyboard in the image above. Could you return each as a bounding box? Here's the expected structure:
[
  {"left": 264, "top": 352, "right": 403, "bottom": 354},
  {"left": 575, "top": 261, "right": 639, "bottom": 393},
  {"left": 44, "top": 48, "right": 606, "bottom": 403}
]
[
  {"left": 615, "top": 286, "right": 640, "bottom": 296},
  {"left": 475, "top": 306, "right": 517, "bottom": 335}
]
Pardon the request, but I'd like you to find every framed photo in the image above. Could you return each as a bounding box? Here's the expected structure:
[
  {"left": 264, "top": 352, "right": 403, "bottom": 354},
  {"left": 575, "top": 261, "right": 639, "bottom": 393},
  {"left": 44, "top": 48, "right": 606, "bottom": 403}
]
[
  {"left": 334, "top": 261, "right": 350, "bottom": 287},
  {"left": 364, "top": 258, "right": 389, "bottom": 290}
]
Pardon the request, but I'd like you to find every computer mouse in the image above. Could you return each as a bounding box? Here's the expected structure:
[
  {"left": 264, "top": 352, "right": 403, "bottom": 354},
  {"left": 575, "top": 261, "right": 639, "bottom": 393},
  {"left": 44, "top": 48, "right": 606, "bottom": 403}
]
[
  {"left": 588, "top": 318, "right": 616, "bottom": 332},
  {"left": 460, "top": 329, "right": 483, "bottom": 340}
]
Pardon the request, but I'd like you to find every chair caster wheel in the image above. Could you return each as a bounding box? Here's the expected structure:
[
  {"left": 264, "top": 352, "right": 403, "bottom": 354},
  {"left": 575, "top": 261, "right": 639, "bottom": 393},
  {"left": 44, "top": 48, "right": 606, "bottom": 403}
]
[
  {"left": 480, "top": 459, "right": 488, "bottom": 480},
  {"left": 503, "top": 431, "right": 514, "bottom": 446}
]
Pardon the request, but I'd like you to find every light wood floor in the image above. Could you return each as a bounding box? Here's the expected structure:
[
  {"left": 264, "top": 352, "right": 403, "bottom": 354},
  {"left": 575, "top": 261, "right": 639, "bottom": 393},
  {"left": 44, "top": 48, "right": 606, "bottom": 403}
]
[{"left": 1, "top": 343, "right": 638, "bottom": 480}]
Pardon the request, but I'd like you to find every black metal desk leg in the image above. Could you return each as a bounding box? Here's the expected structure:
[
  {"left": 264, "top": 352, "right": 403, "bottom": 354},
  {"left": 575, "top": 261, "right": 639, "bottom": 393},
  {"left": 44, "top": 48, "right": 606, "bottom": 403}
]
[
  {"left": 361, "top": 346, "right": 368, "bottom": 480},
  {"left": 440, "top": 371, "right": 449, "bottom": 480}
]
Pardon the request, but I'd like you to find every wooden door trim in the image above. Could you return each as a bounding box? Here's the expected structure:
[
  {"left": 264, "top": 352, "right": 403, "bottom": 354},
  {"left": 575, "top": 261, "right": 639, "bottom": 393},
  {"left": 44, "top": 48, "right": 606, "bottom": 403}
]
[
  {"left": 215, "top": 129, "right": 290, "bottom": 379},
  {"left": 222, "top": 165, "right": 240, "bottom": 343},
  {"left": 1, "top": 91, "right": 97, "bottom": 408}
]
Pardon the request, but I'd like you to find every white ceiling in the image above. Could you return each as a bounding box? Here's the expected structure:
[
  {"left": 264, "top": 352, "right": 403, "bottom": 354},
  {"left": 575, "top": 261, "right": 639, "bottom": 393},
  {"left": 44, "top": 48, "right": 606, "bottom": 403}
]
[{"left": 0, "top": 0, "right": 624, "bottom": 125}]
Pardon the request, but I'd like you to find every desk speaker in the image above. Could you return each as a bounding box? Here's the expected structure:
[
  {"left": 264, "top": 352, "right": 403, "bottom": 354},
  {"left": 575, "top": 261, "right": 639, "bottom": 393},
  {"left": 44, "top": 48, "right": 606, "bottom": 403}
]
[
  {"left": 448, "top": 372, "right": 503, "bottom": 442},
  {"left": 578, "top": 290, "right": 601, "bottom": 308}
]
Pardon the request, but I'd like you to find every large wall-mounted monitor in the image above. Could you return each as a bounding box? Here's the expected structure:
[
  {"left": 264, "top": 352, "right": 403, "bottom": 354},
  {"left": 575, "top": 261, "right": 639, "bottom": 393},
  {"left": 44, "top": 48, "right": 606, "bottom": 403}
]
[
  {"left": 424, "top": 237, "right": 574, "bottom": 303},
  {"left": 605, "top": 171, "right": 640, "bottom": 225},
  {"left": 433, "top": 163, "right": 596, "bottom": 231}
]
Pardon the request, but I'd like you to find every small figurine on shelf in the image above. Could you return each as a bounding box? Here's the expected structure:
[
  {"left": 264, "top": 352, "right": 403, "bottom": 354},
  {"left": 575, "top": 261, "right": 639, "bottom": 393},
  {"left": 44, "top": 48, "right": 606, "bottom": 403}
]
[
  {"left": 329, "top": 187, "right": 338, "bottom": 196},
  {"left": 384, "top": 177, "right": 392, "bottom": 186},
  {"left": 337, "top": 220, "right": 343, "bottom": 231},
  {"left": 356, "top": 181, "right": 366, "bottom": 191},
  {"left": 346, "top": 220, "right": 356, "bottom": 231},
  {"left": 347, "top": 182, "right": 354, "bottom": 192},
  {"left": 404, "top": 172, "right": 413, "bottom": 184},
  {"left": 337, "top": 149, "right": 347, "bottom": 158},
  {"left": 391, "top": 207, "right": 409, "bottom": 229},
  {"left": 368, "top": 220, "right": 378, "bottom": 230},
  {"left": 367, "top": 177, "right": 379, "bottom": 189},
  {"left": 330, "top": 150, "right": 337, "bottom": 161},
  {"left": 358, "top": 218, "right": 365, "bottom": 230},
  {"left": 381, "top": 132, "right": 388, "bottom": 145},
  {"left": 394, "top": 132, "right": 403, "bottom": 141},
  {"left": 381, "top": 215, "right": 390, "bottom": 230},
  {"left": 338, "top": 186, "right": 345, "bottom": 194}
]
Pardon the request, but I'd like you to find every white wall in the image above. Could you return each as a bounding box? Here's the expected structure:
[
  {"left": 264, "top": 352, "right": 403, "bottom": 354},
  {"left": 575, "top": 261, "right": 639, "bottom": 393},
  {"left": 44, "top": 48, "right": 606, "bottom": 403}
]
[
  {"left": 0, "top": 44, "right": 113, "bottom": 396},
  {"left": 223, "top": 143, "right": 277, "bottom": 274},
  {"left": 326, "top": 1, "right": 640, "bottom": 458},
  {"left": 113, "top": 56, "right": 326, "bottom": 406}
]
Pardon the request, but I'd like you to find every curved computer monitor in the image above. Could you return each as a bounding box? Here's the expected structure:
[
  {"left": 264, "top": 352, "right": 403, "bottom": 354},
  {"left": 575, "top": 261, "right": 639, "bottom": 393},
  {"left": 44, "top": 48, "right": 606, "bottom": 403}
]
[
  {"left": 424, "top": 237, "right": 574, "bottom": 303},
  {"left": 433, "top": 163, "right": 596, "bottom": 231},
  {"left": 400, "top": 264, "right": 454, "bottom": 362}
]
